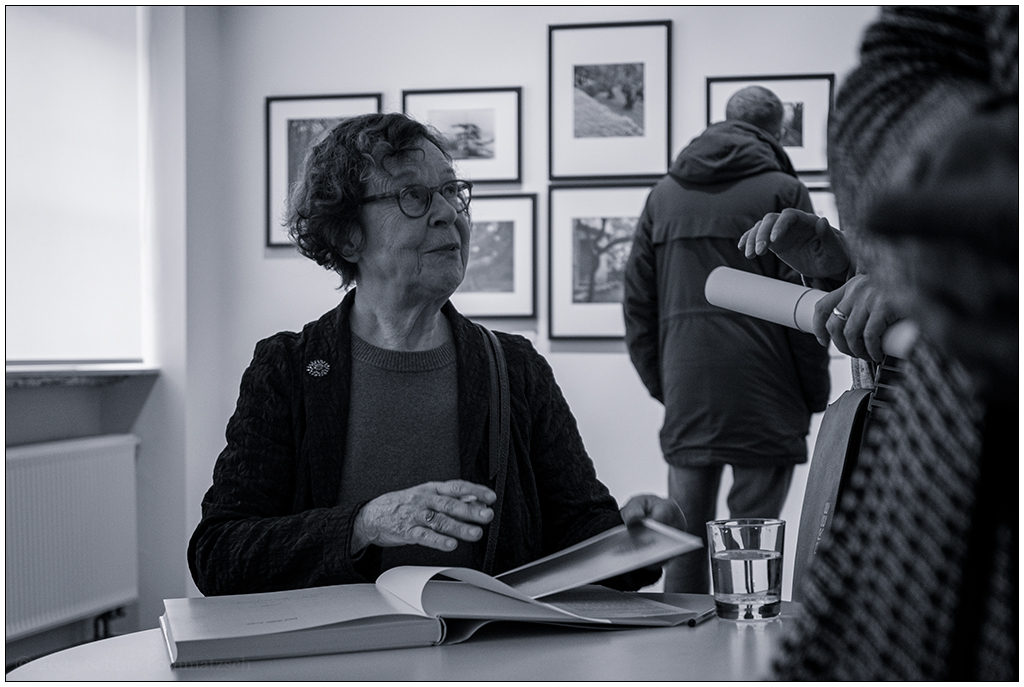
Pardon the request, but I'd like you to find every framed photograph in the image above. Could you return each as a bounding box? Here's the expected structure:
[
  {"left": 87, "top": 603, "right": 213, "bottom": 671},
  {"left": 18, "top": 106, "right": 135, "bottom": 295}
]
[
  {"left": 706, "top": 74, "right": 834, "bottom": 174},
  {"left": 549, "top": 184, "right": 652, "bottom": 339},
  {"left": 808, "top": 186, "right": 841, "bottom": 230},
  {"left": 549, "top": 21, "right": 672, "bottom": 181},
  {"left": 450, "top": 193, "right": 536, "bottom": 318},
  {"left": 266, "top": 93, "right": 382, "bottom": 247},
  {"left": 403, "top": 88, "right": 522, "bottom": 184}
]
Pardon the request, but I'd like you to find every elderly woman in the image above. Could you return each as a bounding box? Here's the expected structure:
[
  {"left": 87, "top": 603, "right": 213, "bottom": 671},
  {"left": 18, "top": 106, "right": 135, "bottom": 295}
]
[{"left": 188, "top": 112, "right": 683, "bottom": 596}]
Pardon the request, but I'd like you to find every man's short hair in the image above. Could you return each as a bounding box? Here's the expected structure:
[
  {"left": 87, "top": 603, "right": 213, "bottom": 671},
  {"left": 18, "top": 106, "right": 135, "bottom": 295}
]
[{"left": 725, "top": 85, "right": 784, "bottom": 137}]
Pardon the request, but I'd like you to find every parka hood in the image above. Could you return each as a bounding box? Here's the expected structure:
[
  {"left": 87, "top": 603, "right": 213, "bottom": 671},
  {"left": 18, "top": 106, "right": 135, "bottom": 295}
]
[{"left": 670, "top": 120, "right": 798, "bottom": 184}]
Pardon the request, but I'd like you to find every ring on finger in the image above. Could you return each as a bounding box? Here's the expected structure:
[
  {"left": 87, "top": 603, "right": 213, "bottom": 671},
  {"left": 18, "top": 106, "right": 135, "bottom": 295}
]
[
  {"left": 832, "top": 306, "right": 849, "bottom": 322},
  {"left": 423, "top": 509, "right": 435, "bottom": 524}
]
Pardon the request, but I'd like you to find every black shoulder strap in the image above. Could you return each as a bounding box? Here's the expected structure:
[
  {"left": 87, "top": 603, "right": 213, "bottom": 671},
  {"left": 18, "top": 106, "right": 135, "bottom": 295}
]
[{"left": 478, "top": 324, "right": 509, "bottom": 574}]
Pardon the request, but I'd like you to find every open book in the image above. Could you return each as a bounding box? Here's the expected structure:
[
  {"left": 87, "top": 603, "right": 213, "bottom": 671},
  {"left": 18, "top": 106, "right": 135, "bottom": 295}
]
[{"left": 160, "top": 519, "right": 702, "bottom": 666}]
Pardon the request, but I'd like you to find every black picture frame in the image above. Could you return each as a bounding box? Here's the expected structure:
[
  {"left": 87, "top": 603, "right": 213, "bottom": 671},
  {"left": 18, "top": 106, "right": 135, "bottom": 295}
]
[
  {"left": 548, "top": 183, "right": 653, "bottom": 339},
  {"left": 548, "top": 21, "right": 672, "bottom": 181},
  {"left": 265, "top": 93, "right": 382, "bottom": 247},
  {"left": 706, "top": 74, "right": 835, "bottom": 174},
  {"left": 403, "top": 87, "right": 522, "bottom": 184},
  {"left": 450, "top": 193, "right": 537, "bottom": 318}
]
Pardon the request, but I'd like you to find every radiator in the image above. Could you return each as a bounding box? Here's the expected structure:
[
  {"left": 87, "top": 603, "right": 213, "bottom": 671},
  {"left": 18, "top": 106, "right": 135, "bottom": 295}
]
[{"left": 5, "top": 434, "right": 139, "bottom": 641}]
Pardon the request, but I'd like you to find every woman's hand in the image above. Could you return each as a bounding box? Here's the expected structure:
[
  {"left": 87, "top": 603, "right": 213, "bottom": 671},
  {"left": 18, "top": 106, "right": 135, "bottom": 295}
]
[
  {"left": 738, "top": 208, "right": 850, "bottom": 280},
  {"left": 351, "top": 480, "right": 496, "bottom": 554},
  {"left": 619, "top": 494, "right": 688, "bottom": 577},
  {"left": 813, "top": 274, "right": 900, "bottom": 362},
  {"left": 620, "top": 494, "right": 686, "bottom": 531}
]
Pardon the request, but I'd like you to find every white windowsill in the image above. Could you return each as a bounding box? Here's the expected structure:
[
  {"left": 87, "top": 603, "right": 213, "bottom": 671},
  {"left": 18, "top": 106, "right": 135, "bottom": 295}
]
[{"left": 5, "top": 363, "right": 160, "bottom": 388}]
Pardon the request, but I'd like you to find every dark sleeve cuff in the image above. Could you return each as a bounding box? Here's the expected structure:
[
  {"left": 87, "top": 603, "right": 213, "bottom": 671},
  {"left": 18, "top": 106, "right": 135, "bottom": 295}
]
[{"left": 325, "top": 500, "right": 381, "bottom": 584}]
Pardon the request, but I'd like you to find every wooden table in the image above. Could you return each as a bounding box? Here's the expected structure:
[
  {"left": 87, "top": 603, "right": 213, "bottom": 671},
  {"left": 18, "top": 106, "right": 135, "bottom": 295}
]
[{"left": 8, "top": 595, "right": 796, "bottom": 681}]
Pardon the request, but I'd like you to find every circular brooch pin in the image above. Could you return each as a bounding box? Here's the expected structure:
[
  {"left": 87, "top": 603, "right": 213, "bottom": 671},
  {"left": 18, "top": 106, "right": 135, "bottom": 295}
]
[{"left": 306, "top": 359, "right": 330, "bottom": 377}]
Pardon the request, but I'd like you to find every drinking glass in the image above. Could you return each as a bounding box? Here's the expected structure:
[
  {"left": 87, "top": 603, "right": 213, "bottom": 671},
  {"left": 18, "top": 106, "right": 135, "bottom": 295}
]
[{"left": 706, "top": 518, "right": 785, "bottom": 620}]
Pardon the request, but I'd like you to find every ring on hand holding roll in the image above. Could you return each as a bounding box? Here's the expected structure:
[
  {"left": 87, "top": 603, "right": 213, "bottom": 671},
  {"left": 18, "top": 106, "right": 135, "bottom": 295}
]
[{"left": 832, "top": 307, "right": 849, "bottom": 322}]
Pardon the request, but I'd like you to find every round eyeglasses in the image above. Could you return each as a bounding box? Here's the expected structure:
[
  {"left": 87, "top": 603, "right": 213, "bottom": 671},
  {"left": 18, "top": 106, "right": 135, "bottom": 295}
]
[{"left": 359, "top": 179, "right": 473, "bottom": 219}]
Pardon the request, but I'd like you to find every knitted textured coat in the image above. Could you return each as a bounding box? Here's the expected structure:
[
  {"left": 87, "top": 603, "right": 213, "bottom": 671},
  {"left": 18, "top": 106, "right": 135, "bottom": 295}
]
[
  {"left": 770, "top": 6, "right": 1017, "bottom": 680},
  {"left": 189, "top": 289, "right": 658, "bottom": 596}
]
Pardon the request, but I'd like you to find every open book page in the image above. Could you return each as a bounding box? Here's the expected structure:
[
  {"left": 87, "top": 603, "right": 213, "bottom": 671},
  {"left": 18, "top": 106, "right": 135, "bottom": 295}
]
[
  {"left": 376, "top": 565, "right": 537, "bottom": 615},
  {"left": 543, "top": 586, "right": 698, "bottom": 625},
  {"left": 422, "top": 580, "right": 610, "bottom": 622},
  {"left": 378, "top": 574, "right": 698, "bottom": 626},
  {"left": 373, "top": 578, "right": 699, "bottom": 651},
  {"left": 434, "top": 585, "right": 700, "bottom": 646},
  {"left": 377, "top": 566, "right": 673, "bottom": 625},
  {"left": 377, "top": 566, "right": 608, "bottom": 623},
  {"left": 163, "top": 583, "right": 425, "bottom": 642},
  {"left": 496, "top": 519, "right": 702, "bottom": 598}
]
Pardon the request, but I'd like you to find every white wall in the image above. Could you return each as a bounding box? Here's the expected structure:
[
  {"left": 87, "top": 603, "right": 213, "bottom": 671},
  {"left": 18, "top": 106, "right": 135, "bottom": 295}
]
[
  {"left": 133, "top": 4, "right": 190, "bottom": 631},
  {"left": 181, "top": 6, "right": 233, "bottom": 601},
  {"left": 175, "top": 5, "right": 879, "bottom": 603}
]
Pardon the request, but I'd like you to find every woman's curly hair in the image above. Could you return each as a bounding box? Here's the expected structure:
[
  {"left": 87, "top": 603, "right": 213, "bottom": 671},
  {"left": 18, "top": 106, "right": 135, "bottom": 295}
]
[{"left": 285, "top": 112, "right": 452, "bottom": 287}]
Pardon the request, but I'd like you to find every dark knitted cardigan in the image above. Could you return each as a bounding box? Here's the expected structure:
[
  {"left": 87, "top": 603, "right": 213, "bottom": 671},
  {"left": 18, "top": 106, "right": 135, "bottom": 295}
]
[{"left": 189, "top": 289, "right": 657, "bottom": 596}]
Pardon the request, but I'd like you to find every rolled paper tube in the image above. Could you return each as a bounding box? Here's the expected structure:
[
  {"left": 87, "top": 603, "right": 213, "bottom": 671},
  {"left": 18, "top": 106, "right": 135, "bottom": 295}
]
[
  {"left": 704, "top": 266, "right": 918, "bottom": 358},
  {"left": 704, "top": 266, "right": 823, "bottom": 332}
]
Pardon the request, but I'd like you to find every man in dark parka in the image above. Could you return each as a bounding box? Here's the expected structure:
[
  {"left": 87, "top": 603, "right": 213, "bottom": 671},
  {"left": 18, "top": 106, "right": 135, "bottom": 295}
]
[{"left": 623, "top": 86, "right": 831, "bottom": 593}]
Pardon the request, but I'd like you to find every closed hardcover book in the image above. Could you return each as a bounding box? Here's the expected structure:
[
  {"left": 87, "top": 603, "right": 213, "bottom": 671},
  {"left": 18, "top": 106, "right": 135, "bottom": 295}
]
[{"left": 160, "top": 519, "right": 702, "bottom": 666}]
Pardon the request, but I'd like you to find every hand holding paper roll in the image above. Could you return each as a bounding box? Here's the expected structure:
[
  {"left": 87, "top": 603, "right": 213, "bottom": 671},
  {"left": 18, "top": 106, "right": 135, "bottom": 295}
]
[{"left": 704, "top": 267, "right": 917, "bottom": 360}]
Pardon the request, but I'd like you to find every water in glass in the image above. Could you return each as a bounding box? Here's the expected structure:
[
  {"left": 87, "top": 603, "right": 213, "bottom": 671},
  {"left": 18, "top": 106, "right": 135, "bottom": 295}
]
[{"left": 710, "top": 548, "right": 782, "bottom": 620}]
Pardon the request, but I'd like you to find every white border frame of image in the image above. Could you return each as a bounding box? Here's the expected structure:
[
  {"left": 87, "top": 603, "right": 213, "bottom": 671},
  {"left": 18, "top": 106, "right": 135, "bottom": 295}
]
[
  {"left": 548, "top": 184, "right": 652, "bottom": 339},
  {"left": 808, "top": 186, "right": 840, "bottom": 230},
  {"left": 403, "top": 88, "right": 522, "bottom": 184},
  {"left": 549, "top": 21, "right": 671, "bottom": 181},
  {"left": 706, "top": 74, "right": 834, "bottom": 174},
  {"left": 450, "top": 193, "right": 537, "bottom": 318},
  {"left": 266, "top": 93, "right": 382, "bottom": 247}
]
